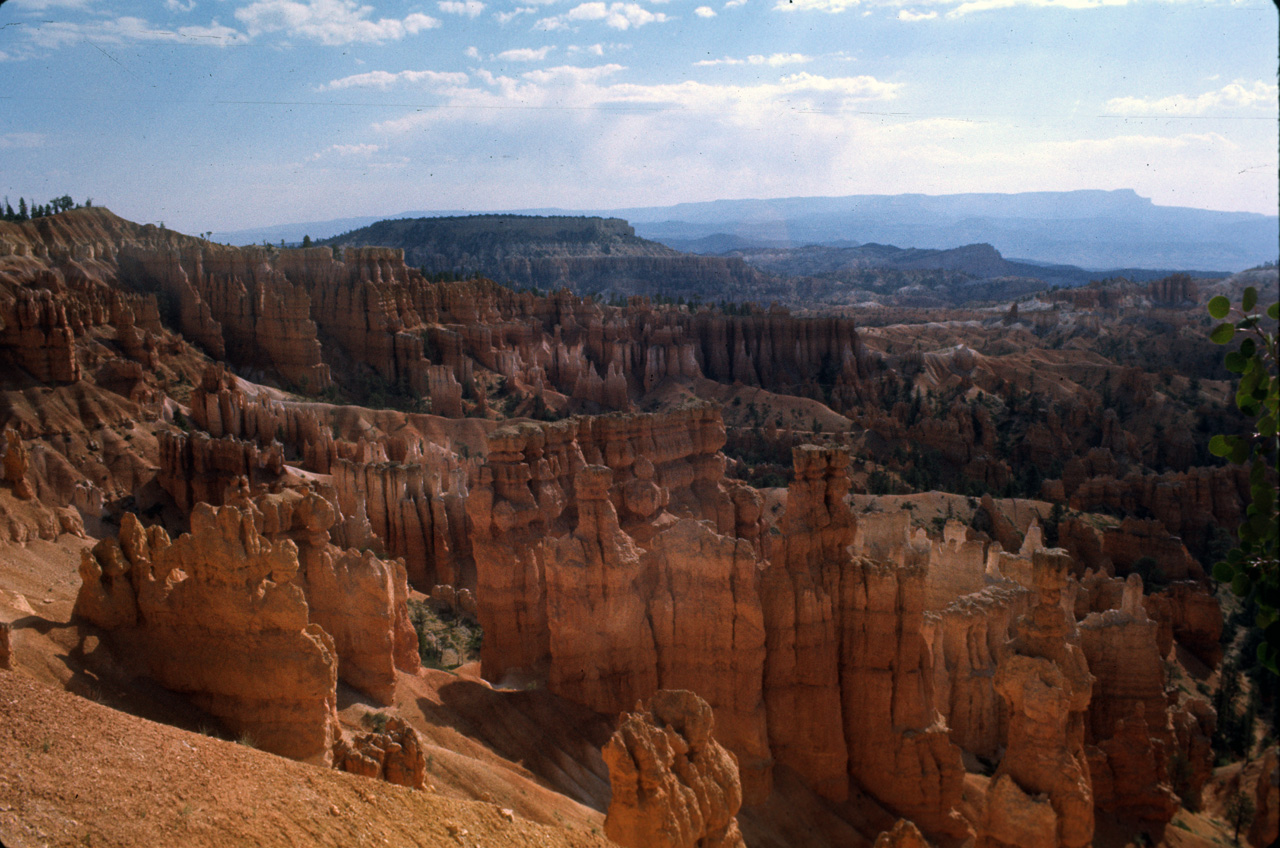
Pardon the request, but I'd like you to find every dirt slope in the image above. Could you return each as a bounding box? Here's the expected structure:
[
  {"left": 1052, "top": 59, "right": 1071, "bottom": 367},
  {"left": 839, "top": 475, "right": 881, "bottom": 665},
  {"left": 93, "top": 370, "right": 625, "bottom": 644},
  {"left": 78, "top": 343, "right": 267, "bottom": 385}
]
[{"left": 0, "top": 669, "right": 616, "bottom": 848}]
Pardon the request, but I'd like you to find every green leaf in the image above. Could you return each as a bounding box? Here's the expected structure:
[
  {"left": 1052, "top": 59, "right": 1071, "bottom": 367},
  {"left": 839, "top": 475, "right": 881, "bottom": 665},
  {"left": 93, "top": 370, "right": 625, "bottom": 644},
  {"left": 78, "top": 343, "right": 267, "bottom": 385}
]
[
  {"left": 1242, "top": 286, "right": 1257, "bottom": 312},
  {"left": 1230, "top": 440, "right": 1250, "bottom": 464},
  {"left": 1208, "top": 295, "right": 1231, "bottom": 319},
  {"left": 1213, "top": 561, "right": 1235, "bottom": 582},
  {"left": 1209, "top": 434, "right": 1232, "bottom": 457},
  {"left": 1239, "top": 338, "right": 1257, "bottom": 358},
  {"left": 1210, "top": 323, "right": 1235, "bottom": 344},
  {"left": 1232, "top": 572, "right": 1251, "bottom": 596},
  {"left": 1225, "top": 351, "right": 1248, "bottom": 373},
  {"left": 1268, "top": 302, "right": 1279, "bottom": 320}
]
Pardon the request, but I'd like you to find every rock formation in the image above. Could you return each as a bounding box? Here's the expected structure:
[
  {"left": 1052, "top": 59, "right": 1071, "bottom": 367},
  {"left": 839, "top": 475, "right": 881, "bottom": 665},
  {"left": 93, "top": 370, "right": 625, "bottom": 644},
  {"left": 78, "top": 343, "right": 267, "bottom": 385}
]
[
  {"left": 980, "top": 550, "right": 1094, "bottom": 848},
  {"left": 602, "top": 689, "right": 746, "bottom": 848},
  {"left": 74, "top": 505, "right": 341, "bottom": 763},
  {"left": 470, "top": 414, "right": 969, "bottom": 836},
  {"left": 1079, "top": 574, "right": 1207, "bottom": 833},
  {"left": 873, "top": 820, "right": 932, "bottom": 848},
  {"left": 335, "top": 716, "right": 429, "bottom": 790},
  {"left": 2, "top": 428, "right": 33, "bottom": 500},
  {"left": 249, "top": 488, "right": 421, "bottom": 705}
]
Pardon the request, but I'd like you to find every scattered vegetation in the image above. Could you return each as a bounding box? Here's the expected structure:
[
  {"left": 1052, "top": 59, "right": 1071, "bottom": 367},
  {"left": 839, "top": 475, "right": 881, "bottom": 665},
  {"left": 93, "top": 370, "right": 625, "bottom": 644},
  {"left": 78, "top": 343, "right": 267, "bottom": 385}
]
[
  {"left": 408, "top": 599, "right": 482, "bottom": 671},
  {"left": 2, "top": 194, "right": 91, "bottom": 222}
]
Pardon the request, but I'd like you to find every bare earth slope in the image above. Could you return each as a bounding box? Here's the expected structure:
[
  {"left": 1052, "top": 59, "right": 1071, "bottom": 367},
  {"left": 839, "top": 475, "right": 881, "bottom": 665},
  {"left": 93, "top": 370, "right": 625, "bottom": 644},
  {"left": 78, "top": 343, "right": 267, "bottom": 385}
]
[{"left": 0, "top": 668, "right": 615, "bottom": 848}]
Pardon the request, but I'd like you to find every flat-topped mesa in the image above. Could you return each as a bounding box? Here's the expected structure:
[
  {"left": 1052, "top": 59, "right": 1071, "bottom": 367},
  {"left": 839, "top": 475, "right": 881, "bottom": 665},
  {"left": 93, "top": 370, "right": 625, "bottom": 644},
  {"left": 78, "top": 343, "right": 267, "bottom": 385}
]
[
  {"left": 603, "top": 690, "right": 746, "bottom": 848},
  {"left": 981, "top": 549, "right": 1094, "bottom": 848},
  {"left": 73, "top": 505, "right": 340, "bottom": 763}
]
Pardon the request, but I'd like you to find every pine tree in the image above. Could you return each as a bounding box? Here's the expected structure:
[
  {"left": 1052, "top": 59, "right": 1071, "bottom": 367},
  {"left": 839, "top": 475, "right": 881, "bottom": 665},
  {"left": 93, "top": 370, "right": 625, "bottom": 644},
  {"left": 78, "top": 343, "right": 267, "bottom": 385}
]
[{"left": 17, "top": 198, "right": 27, "bottom": 221}]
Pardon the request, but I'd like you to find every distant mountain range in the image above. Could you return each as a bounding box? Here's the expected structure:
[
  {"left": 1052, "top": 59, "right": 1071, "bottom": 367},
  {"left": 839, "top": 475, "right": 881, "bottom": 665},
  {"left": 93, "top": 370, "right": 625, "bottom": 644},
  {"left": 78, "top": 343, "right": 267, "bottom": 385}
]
[
  {"left": 315, "top": 213, "right": 1232, "bottom": 309},
  {"left": 212, "top": 189, "right": 1278, "bottom": 273}
]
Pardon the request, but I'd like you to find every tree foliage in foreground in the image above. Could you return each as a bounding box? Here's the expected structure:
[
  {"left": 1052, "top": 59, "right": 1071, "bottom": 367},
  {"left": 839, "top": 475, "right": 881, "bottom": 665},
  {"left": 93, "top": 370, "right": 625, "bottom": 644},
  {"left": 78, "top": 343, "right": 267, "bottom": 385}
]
[{"left": 1207, "top": 286, "right": 1279, "bottom": 673}]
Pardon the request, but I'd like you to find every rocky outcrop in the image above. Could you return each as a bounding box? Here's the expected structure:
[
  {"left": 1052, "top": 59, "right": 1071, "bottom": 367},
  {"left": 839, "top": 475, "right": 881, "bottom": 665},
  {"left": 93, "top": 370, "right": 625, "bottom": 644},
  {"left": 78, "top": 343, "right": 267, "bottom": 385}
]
[
  {"left": 873, "top": 820, "right": 932, "bottom": 848},
  {"left": 471, "top": 416, "right": 968, "bottom": 837},
  {"left": 932, "top": 583, "right": 1029, "bottom": 759},
  {"left": 0, "top": 287, "right": 81, "bottom": 383},
  {"left": 2, "top": 428, "right": 34, "bottom": 500},
  {"left": 157, "top": 429, "right": 284, "bottom": 512},
  {"left": 335, "top": 716, "right": 429, "bottom": 790},
  {"left": 602, "top": 689, "right": 746, "bottom": 848},
  {"left": 1068, "top": 466, "right": 1249, "bottom": 558},
  {"left": 331, "top": 456, "right": 467, "bottom": 591},
  {"left": 1078, "top": 573, "right": 1210, "bottom": 833},
  {"left": 74, "top": 506, "right": 341, "bottom": 763},
  {"left": 980, "top": 550, "right": 1094, "bottom": 848},
  {"left": 1102, "top": 517, "right": 1202, "bottom": 582},
  {"left": 1159, "top": 581, "right": 1224, "bottom": 667},
  {"left": 250, "top": 489, "right": 420, "bottom": 704}
]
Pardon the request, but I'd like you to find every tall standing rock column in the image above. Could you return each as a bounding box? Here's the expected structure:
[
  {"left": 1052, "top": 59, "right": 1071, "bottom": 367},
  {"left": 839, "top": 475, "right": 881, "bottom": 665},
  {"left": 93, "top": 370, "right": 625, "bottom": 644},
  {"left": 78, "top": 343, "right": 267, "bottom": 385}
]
[{"left": 981, "top": 549, "right": 1094, "bottom": 848}]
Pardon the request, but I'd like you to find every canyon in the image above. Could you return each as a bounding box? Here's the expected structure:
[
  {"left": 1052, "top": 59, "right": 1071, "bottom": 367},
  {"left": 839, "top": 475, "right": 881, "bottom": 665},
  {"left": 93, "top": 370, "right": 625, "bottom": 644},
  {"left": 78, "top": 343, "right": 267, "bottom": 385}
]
[{"left": 0, "top": 207, "right": 1275, "bottom": 848}]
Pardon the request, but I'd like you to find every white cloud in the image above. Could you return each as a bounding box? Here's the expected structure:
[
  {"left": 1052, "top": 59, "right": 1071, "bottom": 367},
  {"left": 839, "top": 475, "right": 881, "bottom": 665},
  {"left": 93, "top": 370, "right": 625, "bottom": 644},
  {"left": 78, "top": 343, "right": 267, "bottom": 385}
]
[
  {"left": 947, "top": 0, "right": 1123, "bottom": 15},
  {"left": 165, "top": 0, "right": 198, "bottom": 11},
  {"left": 373, "top": 64, "right": 903, "bottom": 136},
  {"left": 538, "top": 1, "right": 669, "bottom": 29},
  {"left": 1105, "top": 80, "right": 1278, "bottom": 116},
  {"left": 771, "top": 0, "right": 1191, "bottom": 15},
  {"left": 234, "top": 0, "right": 439, "bottom": 45},
  {"left": 495, "top": 6, "right": 537, "bottom": 21},
  {"left": 7, "top": 0, "right": 92, "bottom": 8},
  {"left": 724, "top": 0, "right": 747, "bottom": 6},
  {"left": 309, "top": 143, "right": 381, "bottom": 161},
  {"left": 465, "top": 45, "right": 481, "bottom": 58},
  {"left": 21, "top": 16, "right": 249, "bottom": 50},
  {"left": 694, "top": 5, "right": 716, "bottom": 15},
  {"left": 775, "top": 0, "right": 860, "bottom": 12},
  {"left": 0, "top": 133, "right": 46, "bottom": 149},
  {"left": 567, "top": 43, "right": 606, "bottom": 55},
  {"left": 696, "top": 52, "right": 812, "bottom": 66},
  {"left": 439, "top": 0, "right": 486, "bottom": 15},
  {"left": 319, "top": 69, "right": 470, "bottom": 91},
  {"left": 496, "top": 46, "right": 554, "bottom": 61}
]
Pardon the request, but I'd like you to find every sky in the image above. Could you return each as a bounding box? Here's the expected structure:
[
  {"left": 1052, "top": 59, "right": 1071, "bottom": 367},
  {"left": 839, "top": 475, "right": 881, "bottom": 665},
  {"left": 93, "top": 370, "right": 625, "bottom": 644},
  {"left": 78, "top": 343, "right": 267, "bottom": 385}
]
[{"left": 1, "top": 0, "right": 1275, "bottom": 234}]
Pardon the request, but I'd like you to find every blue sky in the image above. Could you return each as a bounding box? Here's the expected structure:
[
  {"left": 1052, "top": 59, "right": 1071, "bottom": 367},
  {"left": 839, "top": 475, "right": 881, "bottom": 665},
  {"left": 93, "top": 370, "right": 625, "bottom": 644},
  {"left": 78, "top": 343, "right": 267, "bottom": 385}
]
[{"left": 1, "top": 0, "right": 1275, "bottom": 234}]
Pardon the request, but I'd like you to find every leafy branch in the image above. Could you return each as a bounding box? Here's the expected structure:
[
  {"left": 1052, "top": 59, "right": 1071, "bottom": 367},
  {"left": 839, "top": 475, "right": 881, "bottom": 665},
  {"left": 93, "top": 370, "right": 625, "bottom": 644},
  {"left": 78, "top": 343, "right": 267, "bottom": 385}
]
[{"left": 1207, "top": 286, "right": 1279, "bottom": 673}]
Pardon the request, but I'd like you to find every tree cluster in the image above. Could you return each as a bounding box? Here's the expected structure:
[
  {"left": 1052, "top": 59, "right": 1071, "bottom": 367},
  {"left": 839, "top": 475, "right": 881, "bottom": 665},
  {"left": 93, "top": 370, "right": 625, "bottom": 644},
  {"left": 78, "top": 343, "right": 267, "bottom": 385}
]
[{"left": 1, "top": 195, "right": 91, "bottom": 222}]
